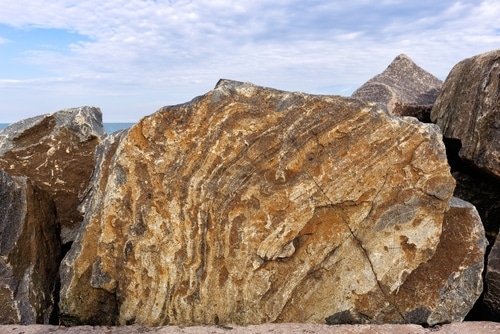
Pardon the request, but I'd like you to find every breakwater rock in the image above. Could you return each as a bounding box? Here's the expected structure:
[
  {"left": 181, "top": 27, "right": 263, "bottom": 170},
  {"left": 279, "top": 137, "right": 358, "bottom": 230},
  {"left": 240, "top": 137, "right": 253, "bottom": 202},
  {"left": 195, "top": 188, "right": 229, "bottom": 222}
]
[
  {"left": 2, "top": 50, "right": 500, "bottom": 326},
  {"left": 351, "top": 54, "right": 442, "bottom": 122},
  {"left": 59, "top": 79, "right": 460, "bottom": 326},
  {"left": 0, "top": 107, "right": 106, "bottom": 244},
  {"left": 0, "top": 171, "right": 60, "bottom": 324}
]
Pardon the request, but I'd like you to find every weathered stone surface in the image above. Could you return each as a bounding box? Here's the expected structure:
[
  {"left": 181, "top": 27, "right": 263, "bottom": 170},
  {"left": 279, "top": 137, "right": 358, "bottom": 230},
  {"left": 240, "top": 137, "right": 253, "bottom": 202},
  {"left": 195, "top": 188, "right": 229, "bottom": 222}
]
[
  {"left": 351, "top": 54, "right": 442, "bottom": 122},
  {"left": 485, "top": 232, "right": 500, "bottom": 320},
  {"left": 392, "top": 197, "right": 487, "bottom": 325},
  {"left": 431, "top": 50, "right": 500, "bottom": 321},
  {"left": 60, "top": 129, "right": 129, "bottom": 325},
  {"left": 0, "top": 106, "right": 106, "bottom": 244},
  {"left": 60, "top": 80, "right": 455, "bottom": 326},
  {"left": 431, "top": 49, "right": 500, "bottom": 179},
  {"left": 0, "top": 170, "right": 60, "bottom": 324}
]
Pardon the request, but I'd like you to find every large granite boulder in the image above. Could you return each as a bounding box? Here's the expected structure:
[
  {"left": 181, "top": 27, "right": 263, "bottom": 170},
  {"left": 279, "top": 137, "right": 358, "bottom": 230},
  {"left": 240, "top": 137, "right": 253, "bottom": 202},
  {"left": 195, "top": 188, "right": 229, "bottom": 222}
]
[
  {"left": 351, "top": 54, "right": 442, "bottom": 122},
  {"left": 431, "top": 49, "right": 500, "bottom": 179},
  {"left": 59, "top": 80, "right": 457, "bottom": 326},
  {"left": 0, "top": 170, "right": 60, "bottom": 324},
  {"left": 0, "top": 106, "right": 106, "bottom": 244}
]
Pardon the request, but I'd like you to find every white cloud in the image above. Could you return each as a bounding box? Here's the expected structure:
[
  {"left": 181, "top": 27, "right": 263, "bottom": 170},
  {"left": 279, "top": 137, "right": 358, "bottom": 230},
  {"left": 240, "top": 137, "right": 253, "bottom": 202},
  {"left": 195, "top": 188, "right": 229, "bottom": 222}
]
[{"left": 0, "top": 0, "right": 499, "bottom": 122}]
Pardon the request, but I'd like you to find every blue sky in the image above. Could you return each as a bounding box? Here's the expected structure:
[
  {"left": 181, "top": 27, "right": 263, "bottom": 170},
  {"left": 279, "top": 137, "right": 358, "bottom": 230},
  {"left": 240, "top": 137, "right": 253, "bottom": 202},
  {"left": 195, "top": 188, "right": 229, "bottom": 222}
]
[{"left": 1, "top": 0, "right": 500, "bottom": 123}]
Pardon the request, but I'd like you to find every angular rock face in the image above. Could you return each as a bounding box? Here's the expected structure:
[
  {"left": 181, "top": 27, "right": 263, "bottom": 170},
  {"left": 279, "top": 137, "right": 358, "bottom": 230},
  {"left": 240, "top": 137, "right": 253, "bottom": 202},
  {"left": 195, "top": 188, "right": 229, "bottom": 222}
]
[
  {"left": 351, "top": 54, "right": 442, "bottom": 122},
  {"left": 485, "top": 236, "right": 500, "bottom": 320},
  {"left": 60, "top": 129, "right": 129, "bottom": 325},
  {"left": 0, "top": 106, "right": 106, "bottom": 244},
  {"left": 59, "top": 80, "right": 455, "bottom": 326},
  {"left": 431, "top": 49, "right": 500, "bottom": 179},
  {"left": 0, "top": 170, "right": 60, "bottom": 324},
  {"left": 393, "top": 197, "right": 487, "bottom": 326}
]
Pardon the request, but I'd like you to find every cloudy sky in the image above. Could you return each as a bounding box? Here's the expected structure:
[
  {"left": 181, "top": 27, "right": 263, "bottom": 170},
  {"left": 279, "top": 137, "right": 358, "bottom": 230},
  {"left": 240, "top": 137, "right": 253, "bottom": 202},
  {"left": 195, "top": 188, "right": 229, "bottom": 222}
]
[{"left": 1, "top": 0, "right": 499, "bottom": 123}]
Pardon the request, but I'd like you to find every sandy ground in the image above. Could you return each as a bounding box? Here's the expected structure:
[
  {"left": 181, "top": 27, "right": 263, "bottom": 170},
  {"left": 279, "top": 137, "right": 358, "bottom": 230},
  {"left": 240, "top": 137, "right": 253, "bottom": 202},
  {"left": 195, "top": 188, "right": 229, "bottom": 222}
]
[{"left": 2, "top": 322, "right": 500, "bottom": 334}]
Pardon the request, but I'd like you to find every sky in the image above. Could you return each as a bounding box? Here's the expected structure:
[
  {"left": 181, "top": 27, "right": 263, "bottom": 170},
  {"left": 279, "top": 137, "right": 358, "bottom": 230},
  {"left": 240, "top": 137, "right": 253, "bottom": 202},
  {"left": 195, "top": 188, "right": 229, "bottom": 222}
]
[{"left": 1, "top": 1, "right": 500, "bottom": 123}]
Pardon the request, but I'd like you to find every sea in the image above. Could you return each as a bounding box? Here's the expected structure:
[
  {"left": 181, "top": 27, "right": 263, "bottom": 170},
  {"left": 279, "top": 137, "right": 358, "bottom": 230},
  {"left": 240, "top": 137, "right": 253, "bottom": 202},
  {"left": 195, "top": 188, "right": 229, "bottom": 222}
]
[{"left": 0, "top": 123, "right": 134, "bottom": 134}]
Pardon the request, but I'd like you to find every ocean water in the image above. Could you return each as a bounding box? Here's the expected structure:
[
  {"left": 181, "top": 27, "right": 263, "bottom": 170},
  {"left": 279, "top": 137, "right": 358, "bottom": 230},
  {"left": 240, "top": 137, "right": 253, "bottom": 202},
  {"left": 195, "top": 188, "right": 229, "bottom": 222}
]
[
  {"left": 0, "top": 123, "right": 134, "bottom": 134},
  {"left": 103, "top": 123, "right": 135, "bottom": 134}
]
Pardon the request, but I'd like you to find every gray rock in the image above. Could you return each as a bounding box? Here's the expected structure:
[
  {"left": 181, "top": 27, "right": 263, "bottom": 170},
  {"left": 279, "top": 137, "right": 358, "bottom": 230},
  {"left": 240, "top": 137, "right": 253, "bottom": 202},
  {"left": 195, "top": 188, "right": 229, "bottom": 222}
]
[
  {"left": 485, "top": 233, "right": 500, "bottom": 320},
  {"left": 351, "top": 54, "right": 442, "bottom": 121},
  {"left": 0, "top": 170, "right": 60, "bottom": 324},
  {"left": 431, "top": 49, "right": 500, "bottom": 179},
  {"left": 432, "top": 50, "right": 500, "bottom": 321},
  {"left": 0, "top": 106, "right": 106, "bottom": 244}
]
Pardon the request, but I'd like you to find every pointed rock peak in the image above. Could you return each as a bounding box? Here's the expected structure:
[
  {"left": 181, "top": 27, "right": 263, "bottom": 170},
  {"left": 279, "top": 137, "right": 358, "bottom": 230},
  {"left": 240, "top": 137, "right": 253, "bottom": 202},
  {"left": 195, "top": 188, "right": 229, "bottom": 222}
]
[
  {"left": 383, "top": 54, "right": 432, "bottom": 77},
  {"left": 351, "top": 53, "right": 442, "bottom": 120},
  {"left": 387, "top": 54, "right": 422, "bottom": 70},
  {"left": 215, "top": 79, "right": 247, "bottom": 90},
  {"left": 393, "top": 53, "right": 412, "bottom": 62}
]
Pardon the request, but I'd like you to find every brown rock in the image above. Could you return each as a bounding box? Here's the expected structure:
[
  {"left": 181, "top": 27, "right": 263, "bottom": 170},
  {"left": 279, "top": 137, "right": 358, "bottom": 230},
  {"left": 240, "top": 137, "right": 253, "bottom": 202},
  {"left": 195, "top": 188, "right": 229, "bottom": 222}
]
[
  {"left": 351, "top": 54, "right": 442, "bottom": 122},
  {"left": 0, "top": 171, "right": 60, "bottom": 324},
  {"left": 394, "top": 197, "right": 487, "bottom": 325},
  {"left": 431, "top": 49, "right": 500, "bottom": 179},
  {"left": 60, "top": 129, "right": 128, "bottom": 325},
  {"left": 323, "top": 197, "right": 487, "bottom": 326},
  {"left": 0, "top": 106, "right": 106, "bottom": 244},
  {"left": 59, "top": 80, "right": 455, "bottom": 326}
]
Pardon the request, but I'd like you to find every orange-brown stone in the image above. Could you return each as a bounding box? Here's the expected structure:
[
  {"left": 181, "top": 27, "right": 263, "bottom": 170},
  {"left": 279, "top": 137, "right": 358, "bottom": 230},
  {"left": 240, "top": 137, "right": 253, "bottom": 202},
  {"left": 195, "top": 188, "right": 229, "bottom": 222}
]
[{"left": 59, "top": 80, "right": 455, "bottom": 326}]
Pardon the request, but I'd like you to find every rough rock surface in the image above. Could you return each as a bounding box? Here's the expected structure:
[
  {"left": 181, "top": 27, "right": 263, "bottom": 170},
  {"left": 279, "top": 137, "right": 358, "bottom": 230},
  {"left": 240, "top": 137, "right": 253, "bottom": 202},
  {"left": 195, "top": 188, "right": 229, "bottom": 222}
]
[
  {"left": 78, "top": 129, "right": 130, "bottom": 223},
  {"left": 0, "top": 170, "right": 60, "bottom": 324},
  {"left": 59, "top": 80, "right": 455, "bottom": 326},
  {"left": 351, "top": 54, "right": 442, "bottom": 122},
  {"left": 431, "top": 49, "right": 500, "bottom": 179},
  {"left": 485, "top": 234, "right": 500, "bottom": 320},
  {"left": 0, "top": 106, "right": 106, "bottom": 244},
  {"left": 59, "top": 129, "right": 129, "bottom": 325},
  {"left": 392, "top": 197, "right": 486, "bottom": 325},
  {"left": 2, "top": 322, "right": 500, "bottom": 334}
]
